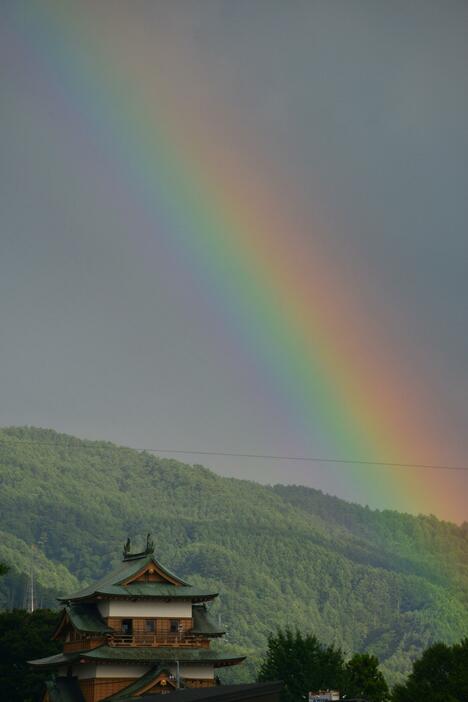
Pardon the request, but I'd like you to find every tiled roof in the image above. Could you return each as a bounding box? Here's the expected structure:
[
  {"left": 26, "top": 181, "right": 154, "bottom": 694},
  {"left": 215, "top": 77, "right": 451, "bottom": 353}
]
[
  {"left": 41, "top": 680, "right": 280, "bottom": 702},
  {"left": 29, "top": 651, "right": 76, "bottom": 667},
  {"left": 29, "top": 646, "right": 245, "bottom": 668},
  {"left": 83, "top": 646, "right": 245, "bottom": 666},
  {"left": 105, "top": 665, "right": 168, "bottom": 700},
  {"left": 192, "top": 605, "right": 225, "bottom": 636},
  {"left": 66, "top": 603, "right": 113, "bottom": 633},
  {"left": 59, "top": 554, "right": 216, "bottom": 602},
  {"left": 118, "top": 682, "right": 283, "bottom": 702}
]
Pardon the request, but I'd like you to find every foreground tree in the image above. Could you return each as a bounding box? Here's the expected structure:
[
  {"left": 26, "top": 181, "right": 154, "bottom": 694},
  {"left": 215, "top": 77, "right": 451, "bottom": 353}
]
[
  {"left": 343, "top": 653, "right": 389, "bottom": 702},
  {"left": 0, "top": 609, "right": 60, "bottom": 702},
  {"left": 258, "top": 629, "right": 344, "bottom": 702},
  {"left": 392, "top": 639, "right": 468, "bottom": 702}
]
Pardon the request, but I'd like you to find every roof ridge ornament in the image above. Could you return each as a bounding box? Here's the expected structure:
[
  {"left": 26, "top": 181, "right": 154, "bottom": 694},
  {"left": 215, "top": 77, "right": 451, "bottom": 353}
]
[
  {"left": 122, "top": 533, "right": 155, "bottom": 561},
  {"left": 146, "top": 532, "right": 155, "bottom": 554}
]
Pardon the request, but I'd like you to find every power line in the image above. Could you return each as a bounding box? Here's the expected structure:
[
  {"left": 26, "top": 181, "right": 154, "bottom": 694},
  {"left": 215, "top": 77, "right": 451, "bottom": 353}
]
[
  {"left": 137, "top": 449, "right": 468, "bottom": 472},
  {"left": 0, "top": 437, "right": 467, "bottom": 472}
]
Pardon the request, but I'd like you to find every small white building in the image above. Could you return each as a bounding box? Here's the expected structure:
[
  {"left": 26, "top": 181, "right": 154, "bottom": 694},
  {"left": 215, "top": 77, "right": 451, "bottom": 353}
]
[{"left": 309, "top": 691, "right": 340, "bottom": 702}]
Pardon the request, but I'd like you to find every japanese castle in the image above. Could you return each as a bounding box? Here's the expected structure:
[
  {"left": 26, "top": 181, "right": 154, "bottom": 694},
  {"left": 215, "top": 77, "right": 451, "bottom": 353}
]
[{"left": 30, "top": 536, "right": 245, "bottom": 702}]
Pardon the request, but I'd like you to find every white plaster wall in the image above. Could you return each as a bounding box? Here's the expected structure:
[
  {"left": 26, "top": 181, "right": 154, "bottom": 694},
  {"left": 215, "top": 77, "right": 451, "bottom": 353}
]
[
  {"left": 71, "top": 664, "right": 97, "bottom": 680},
  {"left": 97, "top": 600, "right": 192, "bottom": 618},
  {"left": 169, "top": 664, "right": 214, "bottom": 680},
  {"left": 69, "top": 661, "right": 213, "bottom": 681},
  {"left": 95, "top": 663, "right": 150, "bottom": 678}
]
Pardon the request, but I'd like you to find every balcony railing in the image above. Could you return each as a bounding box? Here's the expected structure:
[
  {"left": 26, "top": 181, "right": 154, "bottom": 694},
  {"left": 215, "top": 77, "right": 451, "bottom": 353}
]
[{"left": 107, "top": 632, "right": 208, "bottom": 648}]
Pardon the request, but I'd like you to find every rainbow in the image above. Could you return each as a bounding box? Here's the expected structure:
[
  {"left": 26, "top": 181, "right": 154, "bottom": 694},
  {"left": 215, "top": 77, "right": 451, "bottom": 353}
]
[{"left": 4, "top": 2, "right": 465, "bottom": 521}]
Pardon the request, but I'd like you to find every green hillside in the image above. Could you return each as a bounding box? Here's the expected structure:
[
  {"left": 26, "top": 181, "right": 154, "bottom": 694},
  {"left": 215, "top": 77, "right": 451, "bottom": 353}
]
[{"left": 0, "top": 426, "right": 467, "bottom": 685}]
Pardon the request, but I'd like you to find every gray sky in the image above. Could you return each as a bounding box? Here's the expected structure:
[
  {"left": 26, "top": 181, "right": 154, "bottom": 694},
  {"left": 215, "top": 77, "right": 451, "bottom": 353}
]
[{"left": 1, "top": 1, "right": 467, "bottom": 520}]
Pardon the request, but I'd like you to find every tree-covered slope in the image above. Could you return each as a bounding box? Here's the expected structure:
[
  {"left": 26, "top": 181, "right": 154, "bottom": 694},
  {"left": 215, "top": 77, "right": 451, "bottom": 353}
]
[{"left": 0, "top": 426, "right": 467, "bottom": 684}]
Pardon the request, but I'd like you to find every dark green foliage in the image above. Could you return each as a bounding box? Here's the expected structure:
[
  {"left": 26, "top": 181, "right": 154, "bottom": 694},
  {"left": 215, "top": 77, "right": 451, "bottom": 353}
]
[
  {"left": 257, "top": 629, "right": 344, "bottom": 702},
  {"left": 392, "top": 639, "right": 468, "bottom": 702},
  {"left": 0, "top": 427, "right": 467, "bottom": 685},
  {"left": 0, "top": 609, "right": 60, "bottom": 702},
  {"left": 343, "top": 653, "right": 389, "bottom": 702}
]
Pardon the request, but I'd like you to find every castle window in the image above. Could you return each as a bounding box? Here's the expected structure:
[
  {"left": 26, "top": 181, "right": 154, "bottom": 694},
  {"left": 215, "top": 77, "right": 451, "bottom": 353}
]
[
  {"left": 170, "top": 619, "right": 180, "bottom": 633},
  {"left": 145, "top": 619, "right": 155, "bottom": 633},
  {"left": 121, "top": 619, "right": 133, "bottom": 634}
]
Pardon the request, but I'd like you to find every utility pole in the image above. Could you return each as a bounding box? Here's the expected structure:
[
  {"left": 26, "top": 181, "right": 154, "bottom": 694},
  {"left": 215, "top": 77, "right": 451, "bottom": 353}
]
[{"left": 24, "top": 544, "right": 36, "bottom": 613}]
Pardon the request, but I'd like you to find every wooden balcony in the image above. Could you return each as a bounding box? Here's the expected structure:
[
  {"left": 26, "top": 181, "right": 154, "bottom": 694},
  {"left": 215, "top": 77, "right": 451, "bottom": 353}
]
[{"left": 107, "top": 632, "right": 210, "bottom": 648}]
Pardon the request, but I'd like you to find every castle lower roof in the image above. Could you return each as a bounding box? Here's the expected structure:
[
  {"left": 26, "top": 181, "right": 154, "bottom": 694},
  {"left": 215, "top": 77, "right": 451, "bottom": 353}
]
[
  {"left": 29, "top": 645, "right": 245, "bottom": 668},
  {"left": 44, "top": 680, "right": 280, "bottom": 702},
  {"left": 104, "top": 665, "right": 170, "bottom": 700},
  {"left": 129, "top": 683, "right": 283, "bottom": 702}
]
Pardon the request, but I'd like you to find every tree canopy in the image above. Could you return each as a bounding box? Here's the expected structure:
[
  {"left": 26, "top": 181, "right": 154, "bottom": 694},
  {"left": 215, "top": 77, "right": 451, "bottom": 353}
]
[
  {"left": 392, "top": 639, "right": 468, "bottom": 702},
  {"left": 0, "top": 609, "right": 60, "bottom": 702},
  {"left": 344, "top": 653, "right": 389, "bottom": 702},
  {"left": 258, "top": 629, "right": 390, "bottom": 702},
  {"left": 258, "top": 629, "right": 344, "bottom": 702}
]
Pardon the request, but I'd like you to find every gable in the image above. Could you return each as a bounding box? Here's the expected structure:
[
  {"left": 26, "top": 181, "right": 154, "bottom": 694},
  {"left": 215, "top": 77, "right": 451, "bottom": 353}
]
[
  {"left": 53, "top": 610, "right": 72, "bottom": 641},
  {"left": 53, "top": 605, "right": 112, "bottom": 639},
  {"left": 104, "top": 667, "right": 176, "bottom": 700},
  {"left": 138, "top": 672, "right": 177, "bottom": 695},
  {"left": 121, "top": 559, "right": 184, "bottom": 587}
]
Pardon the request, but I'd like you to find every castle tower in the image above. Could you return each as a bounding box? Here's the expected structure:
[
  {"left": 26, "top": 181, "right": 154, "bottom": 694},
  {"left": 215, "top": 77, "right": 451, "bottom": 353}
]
[{"left": 30, "top": 536, "right": 245, "bottom": 702}]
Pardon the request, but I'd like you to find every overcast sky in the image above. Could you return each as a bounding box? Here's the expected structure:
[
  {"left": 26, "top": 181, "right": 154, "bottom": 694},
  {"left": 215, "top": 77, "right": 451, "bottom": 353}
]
[{"left": 1, "top": 1, "right": 467, "bottom": 521}]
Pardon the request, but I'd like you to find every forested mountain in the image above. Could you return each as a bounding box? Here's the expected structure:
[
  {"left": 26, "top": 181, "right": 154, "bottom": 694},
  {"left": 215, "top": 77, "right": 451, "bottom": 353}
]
[{"left": 0, "top": 426, "right": 467, "bottom": 684}]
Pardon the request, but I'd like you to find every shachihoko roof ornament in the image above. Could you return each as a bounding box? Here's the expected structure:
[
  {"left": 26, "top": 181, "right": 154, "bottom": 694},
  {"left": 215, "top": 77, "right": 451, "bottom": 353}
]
[{"left": 123, "top": 532, "right": 155, "bottom": 560}]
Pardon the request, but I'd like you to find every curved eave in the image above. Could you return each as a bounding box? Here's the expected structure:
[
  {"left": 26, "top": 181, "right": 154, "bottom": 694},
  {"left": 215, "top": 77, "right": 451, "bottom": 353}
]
[
  {"left": 59, "top": 591, "right": 218, "bottom": 604},
  {"left": 29, "top": 652, "right": 77, "bottom": 668},
  {"left": 191, "top": 630, "right": 226, "bottom": 637},
  {"left": 29, "top": 648, "right": 246, "bottom": 669},
  {"left": 213, "top": 656, "right": 246, "bottom": 668},
  {"left": 84, "top": 655, "right": 246, "bottom": 668}
]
